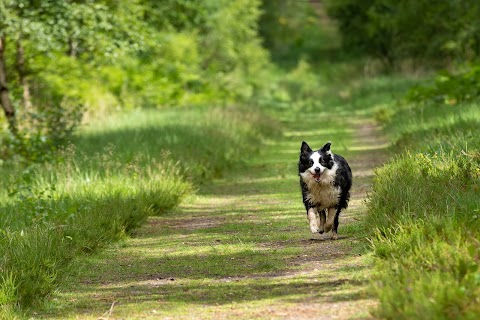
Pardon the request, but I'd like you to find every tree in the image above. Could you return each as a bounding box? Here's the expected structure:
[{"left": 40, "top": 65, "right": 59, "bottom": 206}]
[
  {"left": 326, "top": 0, "right": 480, "bottom": 67},
  {"left": 0, "top": 36, "right": 16, "bottom": 132},
  {"left": 0, "top": 0, "right": 128, "bottom": 135},
  {"left": 0, "top": 0, "right": 17, "bottom": 133}
]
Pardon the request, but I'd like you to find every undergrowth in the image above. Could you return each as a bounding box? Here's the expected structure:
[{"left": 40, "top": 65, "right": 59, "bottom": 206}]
[{"left": 367, "top": 87, "right": 480, "bottom": 318}]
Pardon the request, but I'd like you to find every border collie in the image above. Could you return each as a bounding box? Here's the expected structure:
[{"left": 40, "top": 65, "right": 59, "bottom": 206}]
[{"left": 298, "top": 141, "right": 352, "bottom": 239}]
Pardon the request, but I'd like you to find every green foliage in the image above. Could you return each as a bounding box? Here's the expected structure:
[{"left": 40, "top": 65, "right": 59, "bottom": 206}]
[
  {"left": 259, "top": 0, "right": 336, "bottom": 64},
  {"left": 0, "top": 272, "right": 20, "bottom": 319},
  {"left": 367, "top": 151, "right": 480, "bottom": 230},
  {"left": 0, "top": 0, "right": 282, "bottom": 312},
  {"left": 75, "top": 107, "right": 278, "bottom": 181},
  {"left": 327, "top": 0, "right": 480, "bottom": 66},
  {"left": 0, "top": 228, "right": 66, "bottom": 306},
  {"left": 370, "top": 221, "right": 480, "bottom": 319},
  {"left": 407, "top": 65, "right": 480, "bottom": 105},
  {"left": 326, "top": 0, "right": 389, "bottom": 60},
  {"left": 1, "top": 101, "right": 83, "bottom": 163},
  {"left": 0, "top": 273, "right": 17, "bottom": 306},
  {"left": 1, "top": 0, "right": 271, "bottom": 162}
]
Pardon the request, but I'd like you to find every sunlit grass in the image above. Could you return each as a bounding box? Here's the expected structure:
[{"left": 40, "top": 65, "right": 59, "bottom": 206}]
[
  {"left": 0, "top": 105, "right": 277, "bottom": 313},
  {"left": 366, "top": 83, "right": 480, "bottom": 318}
]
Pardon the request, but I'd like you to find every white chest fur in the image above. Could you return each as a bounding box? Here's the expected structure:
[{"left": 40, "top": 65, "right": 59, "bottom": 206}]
[{"left": 300, "top": 163, "right": 340, "bottom": 209}]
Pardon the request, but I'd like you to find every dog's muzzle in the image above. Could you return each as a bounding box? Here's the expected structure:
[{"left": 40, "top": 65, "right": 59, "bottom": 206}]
[{"left": 311, "top": 172, "right": 322, "bottom": 183}]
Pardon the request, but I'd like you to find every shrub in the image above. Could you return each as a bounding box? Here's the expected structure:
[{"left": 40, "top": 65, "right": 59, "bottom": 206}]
[
  {"left": 259, "top": 0, "right": 330, "bottom": 63},
  {"left": 326, "top": 0, "right": 480, "bottom": 67},
  {"left": 0, "top": 100, "right": 83, "bottom": 164},
  {"left": 407, "top": 64, "right": 480, "bottom": 105}
]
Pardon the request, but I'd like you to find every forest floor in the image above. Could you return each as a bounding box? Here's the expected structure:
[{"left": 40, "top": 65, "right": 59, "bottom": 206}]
[{"left": 35, "top": 108, "right": 389, "bottom": 319}]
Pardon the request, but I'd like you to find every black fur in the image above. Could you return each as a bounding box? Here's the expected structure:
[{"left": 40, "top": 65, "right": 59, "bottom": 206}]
[{"left": 298, "top": 141, "right": 352, "bottom": 235}]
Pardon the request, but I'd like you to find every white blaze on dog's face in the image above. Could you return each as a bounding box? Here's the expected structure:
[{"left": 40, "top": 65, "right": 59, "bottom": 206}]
[
  {"left": 300, "top": 141, "right": 335, "bottom": 183},
  {"left": 308, "top": 152, "right": 327, "bottom": 183}
]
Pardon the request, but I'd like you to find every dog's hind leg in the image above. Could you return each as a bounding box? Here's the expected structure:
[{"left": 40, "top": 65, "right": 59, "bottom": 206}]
[
  {"left": 331, "top": 193, "right": 350, "bottom": 239},
  {"left": 324, "top": 207, "right": 336, "bottom": 233},
  {"left": 318, "top": 209, "right": 326, "bottom": 234},
  {"left": 331, "top": 209, "right": 341, "bottom": 240}
]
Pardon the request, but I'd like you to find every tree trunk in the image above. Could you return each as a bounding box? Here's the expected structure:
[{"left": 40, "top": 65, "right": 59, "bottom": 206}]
[
  {"left": 0, "top": 36, "right": 17, "bottom": 133},
  {"left": 68, "top": 36, "right": 78, "bottom": 58},
  {"left": 16, "top": 37, "right": 32, "bottom": 111}
]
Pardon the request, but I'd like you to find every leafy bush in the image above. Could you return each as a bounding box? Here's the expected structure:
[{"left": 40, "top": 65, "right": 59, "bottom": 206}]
[
  {"left": 326, "top": 0, "right": 480, "bottom": 67},
  {"left": 259, "top": 0, "right": 331, "bottom": 63},
  {"left": 407, "top": 65, "right": 480, "bottom": 105},
  {"left": 1, "top": 100, "right": 83, "bottom": 164}
]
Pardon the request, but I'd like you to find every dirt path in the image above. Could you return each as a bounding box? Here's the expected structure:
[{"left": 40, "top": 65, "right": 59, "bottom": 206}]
[{"left": 38, "top": 112, "right": 388, "bottom": 319}]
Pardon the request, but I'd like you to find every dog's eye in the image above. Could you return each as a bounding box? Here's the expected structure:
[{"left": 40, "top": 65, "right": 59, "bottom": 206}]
[
  {"left": 321, "top": 157, "right": 331, "bottom": 166},
  {"left": 309, "top": 159, "right": 313, "bottom": 166}
]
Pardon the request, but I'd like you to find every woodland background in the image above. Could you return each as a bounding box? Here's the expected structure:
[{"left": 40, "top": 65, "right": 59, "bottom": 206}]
[{"left": 1, "top": 1, "right": 479, "bottom": 318}]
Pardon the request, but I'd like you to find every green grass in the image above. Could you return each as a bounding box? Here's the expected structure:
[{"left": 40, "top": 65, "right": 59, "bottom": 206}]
[
  {"left": 366, "top": 88, "right": 480, "bottom": 318},
  {"left": 0, "top": 105, "right": 276, "bottom": 315},
  {"left": 74, "top": 107, "right": 279, "bottom": 182}
]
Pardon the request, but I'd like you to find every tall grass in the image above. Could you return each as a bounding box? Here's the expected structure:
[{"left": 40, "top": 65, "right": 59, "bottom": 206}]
[
  {"left": 75, "top": 106, "right": 277, "bottom": 181},
  {"left": 367, "top": 96, "right": 480, "bottom": 318},
  {"left": 0, "top": 105, "right": 276, "bottom": 314}
]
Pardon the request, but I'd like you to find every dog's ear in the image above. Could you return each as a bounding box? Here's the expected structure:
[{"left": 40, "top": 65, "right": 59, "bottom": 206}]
[
  {"left": 321, "top": 141, "right": 332, "bottom": 152},
  {"left": 301, "top": 141, "right": 312, "bottom": 154}
]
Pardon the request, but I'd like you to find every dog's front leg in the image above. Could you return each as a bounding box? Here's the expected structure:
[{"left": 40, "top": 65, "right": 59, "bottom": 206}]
[{"left": 307, "top": 207, "right": 319, "bottom": 234}]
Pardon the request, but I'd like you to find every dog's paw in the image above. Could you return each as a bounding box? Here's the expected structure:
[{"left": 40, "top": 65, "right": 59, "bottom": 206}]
[
  {"left": 310, "top": 226, "right": 319, "bottom": 234},
  {"left": 318, "top": 226, "right": 324, "bottom": 234},
  {"left": 331, "top": 232, "right": 338, "bottom": 240},
  {"left": 324, "top": 222, "right": 333, "bottom": 233}
]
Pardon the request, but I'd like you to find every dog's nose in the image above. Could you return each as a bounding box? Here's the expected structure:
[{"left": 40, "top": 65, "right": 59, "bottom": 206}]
[{"left": 314, "top": 167, "right": 320, "bottom": 173}]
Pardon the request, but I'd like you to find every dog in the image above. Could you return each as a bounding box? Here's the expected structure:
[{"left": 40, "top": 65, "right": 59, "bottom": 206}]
[{"left": 298, "top": 141, "right": 352, "bottom": 239}]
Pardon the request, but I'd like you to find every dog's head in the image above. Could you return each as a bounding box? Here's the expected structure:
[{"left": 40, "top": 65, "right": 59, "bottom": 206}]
[{"left": 299, "top": 141, "right": 334, "bottom": 183}]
